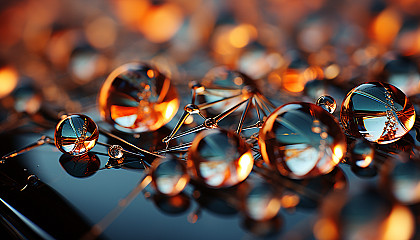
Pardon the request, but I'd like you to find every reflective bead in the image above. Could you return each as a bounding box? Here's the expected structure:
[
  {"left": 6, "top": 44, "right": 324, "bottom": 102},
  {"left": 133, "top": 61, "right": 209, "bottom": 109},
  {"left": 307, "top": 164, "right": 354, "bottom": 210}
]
[
  {"left": 187, "top": 129, "right": 254, "bottom": 188},
  {"left": 184, "top": 104, "right": 200, "bottom": 114},
  {"left": 202, "top": 66, "right": 258, "bottom": 91},
  {"left": 340, "top": 82, "right": 415, "bottom": 144},
  {"left": 54, "top": 114, "right": 99, "bottom": 156},
  {"left": 316, "top": 95, "right": 337, "bottom": 114},
  {"left": 200, "top": 66, "right": 258, "bottom": 112},
  {"left": 349, "top": 138, "right": 377, "bottom": 177},
  {"left": 151, "top": 156, "right": 189, "bottom": 196},
  {"left": 108, "top": 145, "right": 124, "bottom": 159},
  {"left": 99, "top": 62, "right": 179, "bottom": 133},
  {"left": 259, "top": 102, "right": 346, "bottom": 179}
]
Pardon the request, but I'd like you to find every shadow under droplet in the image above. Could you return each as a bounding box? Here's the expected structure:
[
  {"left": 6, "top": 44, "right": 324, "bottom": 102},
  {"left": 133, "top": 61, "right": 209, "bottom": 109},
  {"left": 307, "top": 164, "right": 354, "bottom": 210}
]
[{"left": 59, "top": 152, "right": 100, "bottom": 178}]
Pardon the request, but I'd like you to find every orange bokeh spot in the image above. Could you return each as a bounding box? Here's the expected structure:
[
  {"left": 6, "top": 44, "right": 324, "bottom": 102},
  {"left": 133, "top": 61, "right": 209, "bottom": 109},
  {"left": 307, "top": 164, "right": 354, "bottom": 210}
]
[
  {"left": 140, "top": 3, "right": 184, "bottom": 43},
  {"left": 371, "top": 8, "right": 402, "bottom": 46},
  {"left": 282, "top": 69, "right": 305, "bottom": 93},
  {"left": 0, "top": 66, "right": 19, "bottom": 99}
]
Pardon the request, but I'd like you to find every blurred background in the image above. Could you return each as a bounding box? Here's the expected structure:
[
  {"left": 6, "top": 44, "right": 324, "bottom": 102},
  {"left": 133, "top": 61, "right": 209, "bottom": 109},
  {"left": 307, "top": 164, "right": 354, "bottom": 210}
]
[{"left": 1, "top": 0, "right": 420, "bottom": 239}]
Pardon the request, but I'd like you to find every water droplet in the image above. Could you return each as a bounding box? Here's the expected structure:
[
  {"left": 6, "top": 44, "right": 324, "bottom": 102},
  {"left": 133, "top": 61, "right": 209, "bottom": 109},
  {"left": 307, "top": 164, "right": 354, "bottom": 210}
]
[
  {"left": 108, "top": 145, "right": 124, "bottom": 159},
  {"left": 259, "top": 102, "right": 346, "bottom": 179},
  {"left": 340, "top": 82, "right": 415, "bottom": 144},
  {"left": 316, "top": 95, "right": 337, "bottom": 114},
  {"left": 54, "top": 114, "right": 99, "bottom": 156},
  {"left": 188, "top": 129, "right": 254, "bottom": 188},
  {"left": 98, "top": 62, "right": 179, "bottom": 133},
  {"left": 151, "top": 155, "right": 189, "bottom": 196},
  {"left": 349, "top": 138, "right": 376, "bottom": 177}
]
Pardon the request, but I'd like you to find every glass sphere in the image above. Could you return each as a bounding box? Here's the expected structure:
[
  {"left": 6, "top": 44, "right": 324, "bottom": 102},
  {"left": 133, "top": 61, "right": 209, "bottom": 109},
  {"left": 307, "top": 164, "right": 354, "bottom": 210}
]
[
  {"left": 349, "top": 138, "right": 377, "bottom": 177},
  {"left": 316, "top": 95, "right": 337, "bottom": 114},
  {"left": 199, "top": 66, "right": 259, "bottom": 112},
  {"left": 151, "top": 156, "right": 189, "bottom": 196},
  {"left": 108, "top": 145, "right": 124, "bottom": 159},
  {"left": 99, "top": 62, "right": 179, "bottom": 133},
  {"left": 202, "top": 66, "right": 258, "bottom": 90},
  {"left": 55, "top": 114, "right": 99, "bottom": 156},
  {"left": 187, "top": 129, "right": 254, "bottom": 188},
  {"left": 340, "top": 82, "right": 416, "bottom": 144},
  {"left": 259, "top": 102, "right": 346, "bottom": 179}
]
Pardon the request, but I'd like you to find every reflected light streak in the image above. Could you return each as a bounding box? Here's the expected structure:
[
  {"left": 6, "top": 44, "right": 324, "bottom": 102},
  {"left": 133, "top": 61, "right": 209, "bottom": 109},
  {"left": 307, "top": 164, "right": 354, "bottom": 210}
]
[
  {"left": 237, "top": 151, "right": 254, "bottom": 181},
  {"left": 332, "top": 145, "right": 343, "bottom": 165}
]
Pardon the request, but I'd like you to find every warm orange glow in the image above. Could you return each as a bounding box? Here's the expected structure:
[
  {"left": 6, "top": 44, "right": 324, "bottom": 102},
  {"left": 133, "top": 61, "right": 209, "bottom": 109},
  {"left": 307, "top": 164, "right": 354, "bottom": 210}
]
[
  {"left": 303, "top": 66, "right": 322, "bottom": 81},
  {"left": 213, "top": 27, "right": 236, "bottom": 55},
  {"left": 164, "top": 99, "right": 178, "bottom": 120},
  {"left": 112, "top": 0, "right": 150, "bottom": 30},
  {"left": 185, "top": 115, "right": 194, "bottom": 125},
  {"left": 110, "top": 105, "right": 137, "bottom": 121},
  {"left": 268, "top": 72, "right": 282, "bottom": 87},
  {"left": 281, "top": 194, "right": 300, "bottom": 208},
  {"left": 237, "top": 151, "right": 254, "bottom": 181},
  {"left": 140, "top": 3, "right": 184, "bottom": 43},
  {"left": 371, "top": 8, "right": 402, "bottom": 46},
  {"left": 380, "top": 205, "right": 414, "bottom": 240},
  {"left": 320, "top": 132, "right": 328, "bottom": 139},
  {"left": 397, "top": 29, "right": 420, "bottom": 56},
  {"left": 313, "top": 218, "right": 339, "bottom": 240},
  {"left": 188, "top": 212, "right": 199, "bottom": 224},
  {"left": 229, "top": 24, "right": 257, "bottom": 48},
  {"left": 85, "top": 17, "right": 117, "bottom": 49},
  {"left": 282, "top": 69, "right": 305, "bottom": 93},
  {"left": 233, "top": 77, "right": 243, "bottom": 86},
  {"left": 332, "top": 145, "right": 343, "bottom": 165},
  {"left": 174, "top": 176, "right": 188, "bottom": 193},
  {"left": 147, "top": 69, "right": 155, "bottom": 78},
  {"left": 265, "top": 198, "right": 281, "bottom": 219},
  {"left": 0, "top": 66, "right": 19, "bottom": 98},
  {"left": 406, "top": 111, "right": 416, "bottom": 131},
  {"left": 324, "top": 64, "right": 340, "bottom": 79},
  {"left": 169, "top": 195, "right": 185, "bottom": 208},
  {"left": 357, "top": 155, "right": 373, "bottom": 168}
]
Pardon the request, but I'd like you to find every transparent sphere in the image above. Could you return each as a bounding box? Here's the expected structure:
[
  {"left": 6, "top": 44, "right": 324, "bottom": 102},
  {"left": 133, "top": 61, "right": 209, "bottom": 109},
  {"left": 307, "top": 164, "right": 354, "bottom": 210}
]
[
  {"left": 151, "top": 156, "right": 189, "bottom": 196},
  {"left": 349, "top": 138, "right": 377, "bottom": 177},
  {"left": 55, "top": 114, "right": 99, "bottom": 156},
  {"left": 199, "top": 66, "right": 259, "bottom": 112},
  {"left": 202, "top": 66, "right": 258, "bottom": 90},
  {"left": 108, "top": 145, "right": 124, "bottom": 159},
  {"left": 340, "top": 82, "right": 416, "bottom": 144},
  {"left": 244, "top": 183, "right": 281, "bottom": 221},
  {"left": 99, "top": 62, "right": 180, "bottom": 133},
  {"left": 187, "top": 129, "right": 254, "bottom": 188},
  {"left": 316, "top": 95, "right": 337, "bottom": 114},
  {"left": 259, "top": 102, "right": 346, "bottom": 179}
]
